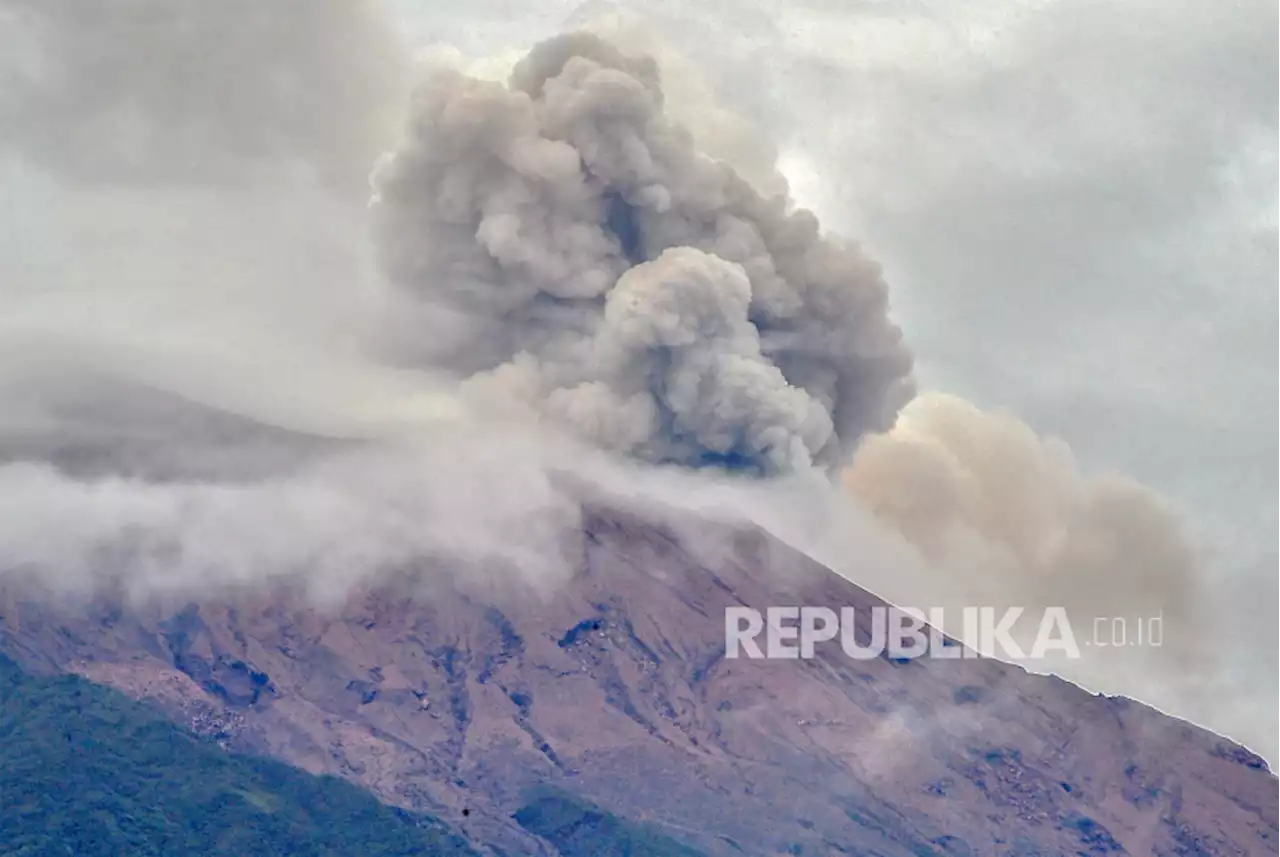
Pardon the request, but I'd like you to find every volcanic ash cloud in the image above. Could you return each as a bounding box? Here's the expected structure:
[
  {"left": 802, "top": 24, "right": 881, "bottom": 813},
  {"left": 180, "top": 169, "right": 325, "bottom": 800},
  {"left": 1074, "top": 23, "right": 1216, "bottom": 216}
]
[
  {"left": 844, "top": 392, "right": 1208, "bottom": 674},
  {"left": 370, "top": 32, "right": 915, "bottom": 476}
]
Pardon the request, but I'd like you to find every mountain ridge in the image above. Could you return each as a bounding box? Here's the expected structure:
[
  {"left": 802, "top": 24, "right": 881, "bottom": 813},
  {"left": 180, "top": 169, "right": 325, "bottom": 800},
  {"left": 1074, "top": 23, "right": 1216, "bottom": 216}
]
[{"left": 2, "top": 500, "right": 1275, "bottom": 855}]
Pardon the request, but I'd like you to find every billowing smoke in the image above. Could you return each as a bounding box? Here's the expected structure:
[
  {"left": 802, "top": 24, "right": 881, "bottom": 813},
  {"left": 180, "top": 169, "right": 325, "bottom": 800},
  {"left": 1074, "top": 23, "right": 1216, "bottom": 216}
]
[
  {"left": 370, "top": 32, "right": 914, "bottom": 474},
  {"left": 845, "top": 392, "right": 1202, "bottom": 635},
  {"left": 843, "top": 393, "right": 1212, "bottom": 699}
]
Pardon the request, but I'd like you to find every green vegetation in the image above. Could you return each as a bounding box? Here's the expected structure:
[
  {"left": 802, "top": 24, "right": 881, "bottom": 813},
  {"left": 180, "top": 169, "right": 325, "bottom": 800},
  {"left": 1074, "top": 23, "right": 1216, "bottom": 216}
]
[
  {"left": 0, "top": 656, "right": 477, "bottom": 856},
  {"left": 0, "top": 654, "right": 722, "bottom": 856},
  {"left": 513, "top": 787, "right": 709, "bottom": 857}
]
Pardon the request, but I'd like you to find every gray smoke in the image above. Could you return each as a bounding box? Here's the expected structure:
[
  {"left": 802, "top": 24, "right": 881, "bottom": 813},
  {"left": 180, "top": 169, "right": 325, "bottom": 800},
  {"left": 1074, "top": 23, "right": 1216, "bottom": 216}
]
[{"left": 371, "top": 32, "right": 915, "bottom": 475}]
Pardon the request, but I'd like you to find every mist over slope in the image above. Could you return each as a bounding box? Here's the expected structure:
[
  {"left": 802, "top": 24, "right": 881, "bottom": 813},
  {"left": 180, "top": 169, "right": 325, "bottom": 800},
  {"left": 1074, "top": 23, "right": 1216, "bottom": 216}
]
[{"left": 0, "top": 0, "right": 1272, "bottom": 762}]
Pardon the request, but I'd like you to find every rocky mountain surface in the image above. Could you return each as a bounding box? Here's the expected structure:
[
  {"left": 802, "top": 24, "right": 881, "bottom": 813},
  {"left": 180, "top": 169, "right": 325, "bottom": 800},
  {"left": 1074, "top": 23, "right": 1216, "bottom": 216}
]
[{"left": 2, "top": 501, "right": 1275, "bottom": 856}]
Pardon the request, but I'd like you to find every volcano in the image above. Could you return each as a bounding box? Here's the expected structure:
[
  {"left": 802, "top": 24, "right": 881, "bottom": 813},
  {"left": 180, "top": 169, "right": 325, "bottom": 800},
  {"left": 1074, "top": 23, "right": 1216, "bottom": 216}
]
[{"left": 2, "top": 498, "right": 1274, "bottom": 856}]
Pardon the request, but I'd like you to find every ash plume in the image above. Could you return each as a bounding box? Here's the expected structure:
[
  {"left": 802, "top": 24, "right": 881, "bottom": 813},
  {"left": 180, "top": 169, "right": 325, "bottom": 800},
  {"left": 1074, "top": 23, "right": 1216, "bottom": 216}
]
[
  {"left": 844, "top": 393, "right": 1210, "bottom": 687},
  {"left": 370, "top": 32, "right": 915, "bottom": 475},
  {"left": 845, "top": 392, "right": 1202, "bottom": 636}
]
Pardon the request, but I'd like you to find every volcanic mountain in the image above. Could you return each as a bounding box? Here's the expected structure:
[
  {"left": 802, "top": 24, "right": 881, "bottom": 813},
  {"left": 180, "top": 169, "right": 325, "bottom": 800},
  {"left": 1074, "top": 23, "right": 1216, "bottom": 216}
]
[{"left": 2, "top": 497, "right": 1274, "bottom": 856}]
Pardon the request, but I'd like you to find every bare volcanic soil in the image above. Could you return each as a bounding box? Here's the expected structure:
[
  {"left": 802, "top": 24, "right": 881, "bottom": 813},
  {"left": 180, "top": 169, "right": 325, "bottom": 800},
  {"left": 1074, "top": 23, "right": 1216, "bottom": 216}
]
[{"left": 1, "top": 503, "right": 1275, "bottom": 856}]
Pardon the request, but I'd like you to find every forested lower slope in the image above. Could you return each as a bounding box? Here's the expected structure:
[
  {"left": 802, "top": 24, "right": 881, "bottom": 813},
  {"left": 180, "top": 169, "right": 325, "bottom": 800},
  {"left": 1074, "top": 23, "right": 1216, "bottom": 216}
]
[{"left": 0, "top": 656, "right": 477, "bottom": 857}]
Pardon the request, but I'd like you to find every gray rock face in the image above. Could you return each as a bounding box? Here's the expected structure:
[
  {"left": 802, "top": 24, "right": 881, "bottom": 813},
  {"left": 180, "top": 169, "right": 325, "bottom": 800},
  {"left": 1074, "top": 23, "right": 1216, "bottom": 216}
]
[{"left": 1, "top": 503, "right": 1275, "bottom": 856}]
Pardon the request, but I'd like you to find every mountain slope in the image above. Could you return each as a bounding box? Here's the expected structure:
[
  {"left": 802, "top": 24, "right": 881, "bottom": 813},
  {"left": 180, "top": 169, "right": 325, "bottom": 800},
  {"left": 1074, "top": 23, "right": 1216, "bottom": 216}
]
[
  {"left": 2, "top": 501, "right": 1275, "bottom": 855},
  {"left": 0, "top": 654, "right": 477, "bottom": 856}
]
